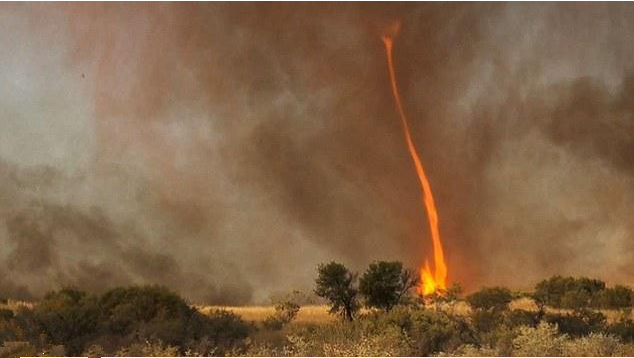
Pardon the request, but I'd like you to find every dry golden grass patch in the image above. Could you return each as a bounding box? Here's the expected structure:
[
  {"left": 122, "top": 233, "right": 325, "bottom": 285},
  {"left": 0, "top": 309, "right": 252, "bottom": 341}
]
[
  {"left": 199, "top": 299, "right": 634, "bottom": 325},
  {"left": 198, "top": 304, "right": 334, "bottom": 324},
  {"left": 0, "top": 299, "right": 35, "bottom": 312},
  {"left": 510, "top": 297, "right": 539, "bottom": 311}
]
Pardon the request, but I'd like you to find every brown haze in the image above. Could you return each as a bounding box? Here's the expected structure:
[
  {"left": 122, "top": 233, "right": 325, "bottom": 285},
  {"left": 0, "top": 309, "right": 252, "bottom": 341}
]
[{"left": 0, "top": 3, "right": 633, "bottom": 303}]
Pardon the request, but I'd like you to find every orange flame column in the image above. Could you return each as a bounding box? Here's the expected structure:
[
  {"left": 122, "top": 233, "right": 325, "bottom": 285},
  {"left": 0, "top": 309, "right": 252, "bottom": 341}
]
[{"left": 381, "top": 33, "right": 448, "bottom": 296}]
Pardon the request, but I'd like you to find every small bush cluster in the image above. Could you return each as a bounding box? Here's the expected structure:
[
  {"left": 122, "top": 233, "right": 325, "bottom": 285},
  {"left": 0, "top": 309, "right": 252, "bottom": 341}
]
[
  {"left": 0, "top": 286, "right": 250, "bottom": 357},
  {"left": 533, "top": 276, "right": 633, "bottom": 310},
  {"left": 262, "top": 292, "right": 301, "bottom": 331}
]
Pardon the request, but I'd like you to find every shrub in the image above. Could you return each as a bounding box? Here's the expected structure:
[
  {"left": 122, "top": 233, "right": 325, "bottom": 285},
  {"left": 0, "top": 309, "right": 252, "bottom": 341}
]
[
  {"left": 113, "top": 341, "right": 180, "bottom": 357},
  {"left": 560, "top": 289, "right": 592, "bottom": 310},
  {"left": 201, "top": 309, "right": 251, "bottom": 354},
  {"left": 466, "top": 287, "right": 512, "bottom": 312},
  {"left": 544, "top": 309, "right": 606, "bottom": 337},
  {"left": 359, "top": 261, "right": 418, "bottom": 312},
  {"left": 283, "top": 310, "right": 415, "bottom": 356},
  {"left": 443, "top": 344, "right": 499, "bottom": 357},
  {"left": 378, "top": 306, "right": 474, "bottom": 355},
  {"left": 563, "top": 333, "right": 623, "bottom": 357},
  {"left": 263, "top": 293, "right": 301, "bottom": 330},
  {"left": 28, "top": 288, "right": 100, "bottom": 355},
  {"left": 99, "top": 285, "right": 194, "bottom": 336},
  {"left": 97, "top": 285, "right": 249, "bottom": 353},
  {"left": 314, "top": 262, "right": 359, "bottom": 321},
  {"left": 11, "top": 286, "right": 250, "bottom": 356},
  {"left": 595, "top": 285, "right": 634, "bottom": 309},
  {"left": 471, "top": 309, "right": 504, "bottom": 334},
  {"left": 607, "top": 319, "right": 634, "bottom": 343},
  {"left": 0, "top": 309, "right": 14, "bottom": 322},
  {"left": 0, "top": 318, "right": 26, "bottom": 343},
  {"left": 482, "top": 325, "right": 516, "bottom": 356},
  {"left": 533, "top": 276, "right": 605, "bottom": 309},
  {"left": 512, "top": 322, "right": 568, "bottom": 356},
  {"left": 321, "top": 325, "right": 412, "bottom": 356},
  {"left": 505, "top": 309, "right": 541, "bottom": 328}
]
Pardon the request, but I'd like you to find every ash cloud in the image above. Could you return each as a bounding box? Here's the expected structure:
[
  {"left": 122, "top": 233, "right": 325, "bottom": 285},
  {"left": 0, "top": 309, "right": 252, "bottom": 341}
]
[{"left": 0, "top": 3, "right": 633, "bottom": 301}]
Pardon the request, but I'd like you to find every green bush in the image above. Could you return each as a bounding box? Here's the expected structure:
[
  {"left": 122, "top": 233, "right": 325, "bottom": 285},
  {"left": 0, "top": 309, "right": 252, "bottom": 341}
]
[
  {"left": 560, "top": 289, "right": 592, "bottom": 310},
  {"left": 544, "top": 309, "right": 606, "bottom": 337},
  {"left": 533, "top": 276, "right": 606, "bottom": 309},
  {"left": 99, "top": 285, "right": 193, "bottom": 335},
  {"left": 595, "top": 286, "right": 634, "bottom": 309},
  {"left": 379, "top": 306, "right": 474, "bottom": 355},
  {"left": 100, "top": 287, "right": 250, "bottom": 354},
  {"left": 262, "top": 293, "right": 301, "bottom": 331},
  {"left": 471, "top": 309, "right": 504, "bottom": 334},
  {"left": 282, "top": 320, "right": 412, "bottom": 356},
  {"left": 607, "top": 319, "right": 634, "bottom": 343},
  {"left": 466, "top": 287, "right": 512, "bottom": 312},
  {"left": 512, "top": 322, "right": 568, "bottom": 356},
  {"left": 201, "top": 309, "right": 251, "bottom": 354},
  {"left": 283, "top": 306, "right": 473, "bottom": 356},
  {"left": 562, "top": 333, "right": 624, "bottom": 357},
  {"left": 10, "top": 286, "right": 250, "bottom": 356},
  {"left": 113, "top": 341, "right": 180, "bottom": 357},
  {"left": 505, "top": 309, "right": 541, "bottom": 328},
  {"left": 28, "top": 288, "right": 100, "bottom": 355}
]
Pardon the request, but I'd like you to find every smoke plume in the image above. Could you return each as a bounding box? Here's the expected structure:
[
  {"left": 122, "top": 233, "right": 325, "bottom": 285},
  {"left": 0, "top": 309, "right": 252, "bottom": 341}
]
[{"left": 0, "top": 3, "right": 633, "bottom": 302}]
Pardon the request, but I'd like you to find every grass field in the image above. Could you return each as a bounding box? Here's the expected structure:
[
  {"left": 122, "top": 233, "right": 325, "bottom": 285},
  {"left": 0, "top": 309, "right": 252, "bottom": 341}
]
[
  {"left": 199, "top": 298, "right": 633, "bottom": 324},
  {"left": 7, "top": 297, "right": 632, "bottom": 325}
]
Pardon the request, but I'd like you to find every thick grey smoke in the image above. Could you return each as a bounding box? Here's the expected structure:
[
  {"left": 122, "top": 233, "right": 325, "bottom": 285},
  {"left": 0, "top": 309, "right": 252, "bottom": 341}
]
[{"left": 0, "top": 3, "right": 632, "bottom": 302}]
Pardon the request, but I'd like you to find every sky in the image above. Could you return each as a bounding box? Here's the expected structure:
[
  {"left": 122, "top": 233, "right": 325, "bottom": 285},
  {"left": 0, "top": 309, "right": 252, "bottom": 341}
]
[{"left": 0, "top": 2, "right": 633, "bottom": 303}]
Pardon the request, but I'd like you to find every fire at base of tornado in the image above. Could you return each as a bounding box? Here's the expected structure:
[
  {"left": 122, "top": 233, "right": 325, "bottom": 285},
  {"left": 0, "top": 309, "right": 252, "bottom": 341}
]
[{"left": 381, "top": 25, "right": 448, "bottom": 296}]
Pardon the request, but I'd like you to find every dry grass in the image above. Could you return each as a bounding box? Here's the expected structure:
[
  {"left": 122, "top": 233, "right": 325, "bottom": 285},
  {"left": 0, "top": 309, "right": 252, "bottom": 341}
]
[
  {"left": 509, "top": 297, "right": 634, "bottom": 323},
  {"left": 199, "top": 298, "right": 634, "bottom": 325},
  {"left": 198, "top": 304, "right": 334, "bottom": 324},
  {"left": 510, "top": 296, "right": 539, "bottom": 311},
  {"left": 0, "top": 299, "right": 35, "bottom": 312}
]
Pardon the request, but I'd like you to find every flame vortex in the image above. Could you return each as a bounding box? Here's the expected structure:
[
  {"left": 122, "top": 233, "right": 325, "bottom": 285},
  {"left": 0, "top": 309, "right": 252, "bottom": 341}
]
[{"left": 381, "top": 31, "right": 448, "bottom": 296}]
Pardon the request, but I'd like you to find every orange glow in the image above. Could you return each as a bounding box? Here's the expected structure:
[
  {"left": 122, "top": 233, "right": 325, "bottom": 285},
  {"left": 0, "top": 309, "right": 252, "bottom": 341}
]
[{"left": 381, "top": 26, "right": 448, "bottom": 296}]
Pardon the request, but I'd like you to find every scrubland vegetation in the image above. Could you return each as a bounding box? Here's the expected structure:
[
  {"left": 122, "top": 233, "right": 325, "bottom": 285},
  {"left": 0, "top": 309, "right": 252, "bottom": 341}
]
[{"left": 1, "top": 262, "right": 634, "bottom": 357}]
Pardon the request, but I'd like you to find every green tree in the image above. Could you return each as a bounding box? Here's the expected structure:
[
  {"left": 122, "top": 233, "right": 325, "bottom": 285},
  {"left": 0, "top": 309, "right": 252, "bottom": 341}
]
[
  {"left": 359, "top": 261, "right": 418, "bottom": 311},
  {"left": 314, "top": 262, "right": 359, "bottom": 321}
]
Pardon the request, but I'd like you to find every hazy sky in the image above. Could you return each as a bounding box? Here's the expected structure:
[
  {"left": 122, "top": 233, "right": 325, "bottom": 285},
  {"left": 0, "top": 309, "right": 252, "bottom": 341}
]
[{"left": 0, "top": 3, "right": 633, "bottom": 303}]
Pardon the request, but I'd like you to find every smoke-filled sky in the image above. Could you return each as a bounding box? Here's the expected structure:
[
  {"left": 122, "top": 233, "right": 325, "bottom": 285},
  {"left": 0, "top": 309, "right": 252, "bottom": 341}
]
[{"left": 1, "top": 3, "right": 633, "bottom": 303}]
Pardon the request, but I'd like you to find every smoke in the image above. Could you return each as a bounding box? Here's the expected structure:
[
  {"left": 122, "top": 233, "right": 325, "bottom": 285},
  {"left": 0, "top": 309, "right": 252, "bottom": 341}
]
[{"left": 0, "top": 3, "right": 633, "bottom": 302}]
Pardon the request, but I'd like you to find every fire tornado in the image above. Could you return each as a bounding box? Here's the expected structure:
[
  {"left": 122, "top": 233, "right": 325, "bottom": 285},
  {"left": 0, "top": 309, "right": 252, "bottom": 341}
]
[{"left": 381, "top": 28, "right": 448, "bottom": 296}]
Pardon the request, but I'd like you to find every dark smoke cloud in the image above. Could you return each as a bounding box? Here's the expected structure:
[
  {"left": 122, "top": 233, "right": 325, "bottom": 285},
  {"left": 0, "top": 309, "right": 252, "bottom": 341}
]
[{"left": 0, "top": 3, "right": 633, "bottom": 302}]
